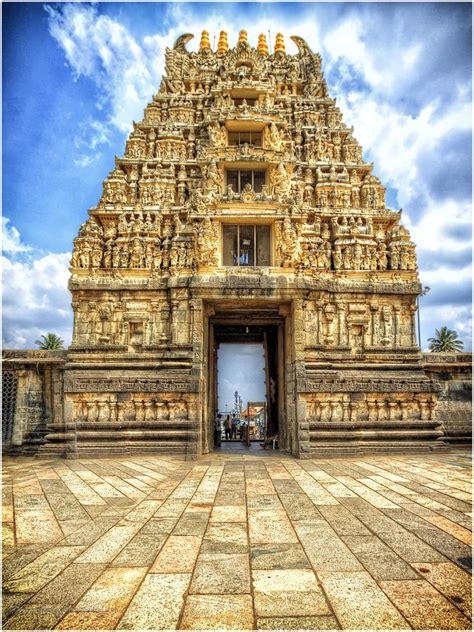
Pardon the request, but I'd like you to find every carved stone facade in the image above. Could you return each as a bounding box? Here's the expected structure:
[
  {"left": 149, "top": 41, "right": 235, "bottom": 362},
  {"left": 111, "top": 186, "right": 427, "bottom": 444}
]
[{"left": 11, "top": 30, "right": 451, "bottom": 457}]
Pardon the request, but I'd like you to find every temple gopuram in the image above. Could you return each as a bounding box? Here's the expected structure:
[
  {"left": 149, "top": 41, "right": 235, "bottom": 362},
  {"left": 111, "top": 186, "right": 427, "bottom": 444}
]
[{"left": 5, "top": 31, "right": 449, "bottom": 458}]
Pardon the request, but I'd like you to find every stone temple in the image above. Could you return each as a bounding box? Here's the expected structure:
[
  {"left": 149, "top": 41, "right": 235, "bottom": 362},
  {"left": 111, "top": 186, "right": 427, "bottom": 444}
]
[{"left": 5, "top": 30, "right": 452, "bottom": 458}]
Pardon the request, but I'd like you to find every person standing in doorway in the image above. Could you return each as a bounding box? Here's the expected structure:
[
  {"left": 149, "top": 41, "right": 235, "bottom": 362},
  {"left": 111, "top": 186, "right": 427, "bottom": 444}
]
[
  {"left": 224, "top": 415, "right": 232, "bottom": 440},
  {"left": 214, "top": 414, "right": 223, "bottom": 447},
  {"left": 231, "top": 414, "right": 239, "bottom": 439}
]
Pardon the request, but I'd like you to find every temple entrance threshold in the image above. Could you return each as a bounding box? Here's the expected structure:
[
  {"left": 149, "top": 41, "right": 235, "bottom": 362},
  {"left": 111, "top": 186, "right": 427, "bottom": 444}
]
[{"left": 207, "top": 309, "right": 287, "bottom": 454}]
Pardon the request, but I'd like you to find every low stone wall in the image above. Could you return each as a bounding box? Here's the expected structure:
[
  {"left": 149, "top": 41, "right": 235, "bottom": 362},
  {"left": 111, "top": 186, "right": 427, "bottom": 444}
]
[
  {"left": 2, "top": 349, "right": 472, "bottom": 454},
  {"left": 421, "top": 353, "right": 472, "bottom": 444},
  {"left": 2, "top": 350, "right": 67, "bottom": 454}
]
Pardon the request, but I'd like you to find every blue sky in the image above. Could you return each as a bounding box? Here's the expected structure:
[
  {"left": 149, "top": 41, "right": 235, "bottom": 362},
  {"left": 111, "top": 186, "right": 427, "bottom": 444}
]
[
  {"left": 2, "top": 1, "right": 472, "bottom": 352},
  {"left": 218, "top": 344, "right": 266, "bottom": 413}
]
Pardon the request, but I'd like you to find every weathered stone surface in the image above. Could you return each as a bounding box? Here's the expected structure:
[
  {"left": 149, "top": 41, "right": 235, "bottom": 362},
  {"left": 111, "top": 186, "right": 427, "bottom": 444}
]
[
  {"left": 381, "top": 579, "right": 471, "bottom": 630},
  {"left": 319, "top": 571, "right": 409, "bottom": 629},
  {"left": 190, "top": 553, "right": 251, "bottom": 594},
  {"left": 180, "top": 594, "right": 254, "bottom": 630},
  {"left": 253, "top": 569, "right": 330, "bottom": 617},
  {"left": 1, "top": 451, "right": 472, "bottom": 630},
  {"left": 117, "top": 573, "right": 191, "bottom": 629}
]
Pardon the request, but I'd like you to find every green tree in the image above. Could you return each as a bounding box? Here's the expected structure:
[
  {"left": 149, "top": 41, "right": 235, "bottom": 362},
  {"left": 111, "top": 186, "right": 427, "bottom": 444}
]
[
  {"left": 34, "top": 333, "right": 65, "bottom": 350},
  {"left": 427, "top": 327, "right": 464, "bottom": 352}
]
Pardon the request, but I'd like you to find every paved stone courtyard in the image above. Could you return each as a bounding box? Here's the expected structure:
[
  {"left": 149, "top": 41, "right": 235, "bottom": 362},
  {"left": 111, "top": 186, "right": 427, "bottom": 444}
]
[{"left": 2, "top": 449, "right": 472, "bottom": 630}]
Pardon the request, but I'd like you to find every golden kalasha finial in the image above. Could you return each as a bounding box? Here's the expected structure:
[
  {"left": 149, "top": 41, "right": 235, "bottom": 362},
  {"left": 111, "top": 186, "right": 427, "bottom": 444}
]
[
  {"left": 257, "top": 33, "right": 269, "bottom": 56},
  {"left": 238, "top": 30, "right": 248, "bottom": 45},
  {"left": 217, "top": 30, "right": 228, "bottom": 54},
  {"left": 200, "top": 30, "right": 211, "bottom": 50},
  {"left": 274, "top": 32, "right": 286, "bottom": 54}
]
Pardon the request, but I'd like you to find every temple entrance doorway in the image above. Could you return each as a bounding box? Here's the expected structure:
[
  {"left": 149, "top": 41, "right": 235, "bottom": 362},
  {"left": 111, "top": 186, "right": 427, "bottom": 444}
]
[
  {"left": 207, "top": 310, "right": 286, "bottom": 454},
  {"left": 217, "top": 340, "right": 266, "bottom": 450}
]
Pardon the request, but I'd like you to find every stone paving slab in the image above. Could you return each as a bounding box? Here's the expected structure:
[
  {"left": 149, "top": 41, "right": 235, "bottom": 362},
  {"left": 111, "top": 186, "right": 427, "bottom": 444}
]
[{"left": 2, "top": 450, "right": 472, "bottom": 630}]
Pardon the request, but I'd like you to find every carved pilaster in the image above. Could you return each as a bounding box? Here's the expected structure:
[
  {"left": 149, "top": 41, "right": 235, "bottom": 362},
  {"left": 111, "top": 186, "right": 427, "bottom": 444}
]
[
  {"left": 370, "top": 304, "right": 378, "bottom": 347},
  {"left": 394, "top": 306, "right": 401, "bottom": 348},
  {"left": 337, "top": 304, "right": 347, "bottom": 346}
]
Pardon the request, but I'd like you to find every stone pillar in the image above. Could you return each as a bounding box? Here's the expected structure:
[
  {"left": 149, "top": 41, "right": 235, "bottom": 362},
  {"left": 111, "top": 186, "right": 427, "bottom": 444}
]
[
  {"left": 315, "top": 300, "right": 323, "bottom": 346},
  {"left": 349, "top": 402, "right": 358, "bottom": 422},
  {"left": 409, "top": 305, "right": 418, "bottom": 347},
  {"left": 109, "top": 400, "right": 118, "bottom": 423},
  {"left": 388, "top": 402, "right": 398, "bottom": 421},
  {"left": 190, "top": 297, "right": 204, "bottom": 457},
  {"left": 342, "top": 402, "right": 350, "bottom": 421},
  {"left": 370, "top": 305, "right": 378, "bottom": 346},
  {"left": 419, "top": 400, "right": 429, "bottom": 420},
  {"left": 144, "top": 401, "right": 154, "bottom": 421},
  {"left": 97, "top": 402, "right": 109, "bottom": 422},
  {"left": 161, "top": 301, "right": 171, "bottom": 343},
  {"left": 376, "top": 401, "right": 386, "bottom": 421},
  {"left": 367, "top": 399, "right": 377, "bottom": 421},
  {"left": 400, "top": 402, "right": 409, "bottom": 421},
  {"left": 149, "top": 301, "right": 159, "bottom": 343},
  {"left": 64, "top": 396, "right": 77, "bottom": 458},
  {"left": 71, "top": 301, "right": 80, "bottom": 345},
  {"left": 117, "top": 402, "right": 125, "bottom": 423},
  {"left": 303, "top": 300, "right": 314, "bottom": 347},
  {"left": 394, "top": 306, "right": 401, "bottom": 348},
  {"left": 11, "top": 370, "right": 28, "bottom": 447},
  {"left": 86, "top": 401, "right": 96, "bottom": 422},
  {"left": 337, "top": 305, "right": 347, "bottom": 346},
  {"left": 171, "top": 289, "right": 190, "bottom": 345}
]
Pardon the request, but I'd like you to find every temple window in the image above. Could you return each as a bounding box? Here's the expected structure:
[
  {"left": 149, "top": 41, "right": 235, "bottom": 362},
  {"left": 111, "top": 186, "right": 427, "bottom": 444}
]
[
  {"left": 228, "top": 131, "right": 262, "bottom": 146},
  {"left": 226, "top": 169, "right": 266, "bottom": 193},
  {"left": 222, "top": 224, "right": 271, "bottom": 267}
]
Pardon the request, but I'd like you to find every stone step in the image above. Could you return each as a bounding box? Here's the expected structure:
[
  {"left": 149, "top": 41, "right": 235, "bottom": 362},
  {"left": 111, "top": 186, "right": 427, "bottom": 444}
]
[
  {"left": 309, "top": 441, "right": 448, "bottom": 456},
  {"left": 71, "top": 442, "right": 194, "bottom": 458}
]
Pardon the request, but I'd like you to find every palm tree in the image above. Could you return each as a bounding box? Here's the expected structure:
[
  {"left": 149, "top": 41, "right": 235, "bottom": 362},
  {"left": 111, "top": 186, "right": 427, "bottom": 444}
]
[
  {"left": 34, "top": 333, "right": 65, "bottom": 350},
  {"left": 427, "top": 327, "right": 464, "bottom": 352}
]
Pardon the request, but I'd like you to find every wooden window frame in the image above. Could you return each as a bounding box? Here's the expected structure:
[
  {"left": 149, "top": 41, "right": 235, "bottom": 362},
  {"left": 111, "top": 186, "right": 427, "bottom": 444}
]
[
  {"left": 228, "top": 131, "right": 263, "bottom": 147},
  {"left": 225, "top": 169, "right": 266, "bottom": 193}
]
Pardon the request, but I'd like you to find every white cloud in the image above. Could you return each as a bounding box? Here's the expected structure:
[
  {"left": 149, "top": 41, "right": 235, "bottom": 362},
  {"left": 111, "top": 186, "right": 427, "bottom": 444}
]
[
  {"left": 74, "top": 153, "right": 100, "bottom": 168},
  {"left": 2, "top": 217, "right": 32, "bottom": 254},
  {"left": 2, "top": 219, "right": 72, "bottom": 348},
  {"left": 46, "top": 3, "right": 165, "bottom": 133},
  {"left": 323, "top": 16, "right": 383, "bottom": 87}
]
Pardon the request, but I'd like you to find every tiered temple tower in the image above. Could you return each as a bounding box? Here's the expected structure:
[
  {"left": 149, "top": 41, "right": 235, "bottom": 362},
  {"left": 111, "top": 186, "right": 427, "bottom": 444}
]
[{"left": 51, "top": 30, "right": 444, "bottom": 457}]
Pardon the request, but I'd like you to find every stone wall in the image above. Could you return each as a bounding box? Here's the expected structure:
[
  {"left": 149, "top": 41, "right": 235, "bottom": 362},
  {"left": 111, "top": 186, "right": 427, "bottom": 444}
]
[
  {"left": 2, "top": 350, "right": 67, "bottom": 454},
  {"left": 2, "top": 349, "right": 471, "bottom": 455},
  {"left": 421, "top": 353, "right": 472, "bottom": 444}
]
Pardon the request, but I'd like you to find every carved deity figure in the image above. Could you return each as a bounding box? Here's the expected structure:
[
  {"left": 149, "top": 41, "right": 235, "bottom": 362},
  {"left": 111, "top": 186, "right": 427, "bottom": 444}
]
[
  {"left": 279, "top": 216, "right": 299, "bottom": 266},
  {"left": 196, "top": 217, "right": 218, "bottom": 266},
  {"left": 267, "top": 122, "right": 283, "bottom": 151},
  {"left": 204, "top": 160, "right": 222, "bottom": 199},
  {"left": 323, "top": 304, "right": 337, "bottom": 345},
  {"left": 379, "top": 305, "right": 393, "bottom": 346},
  {"left": 272, "top": 162, "right": 291, "bottom": 200}
]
